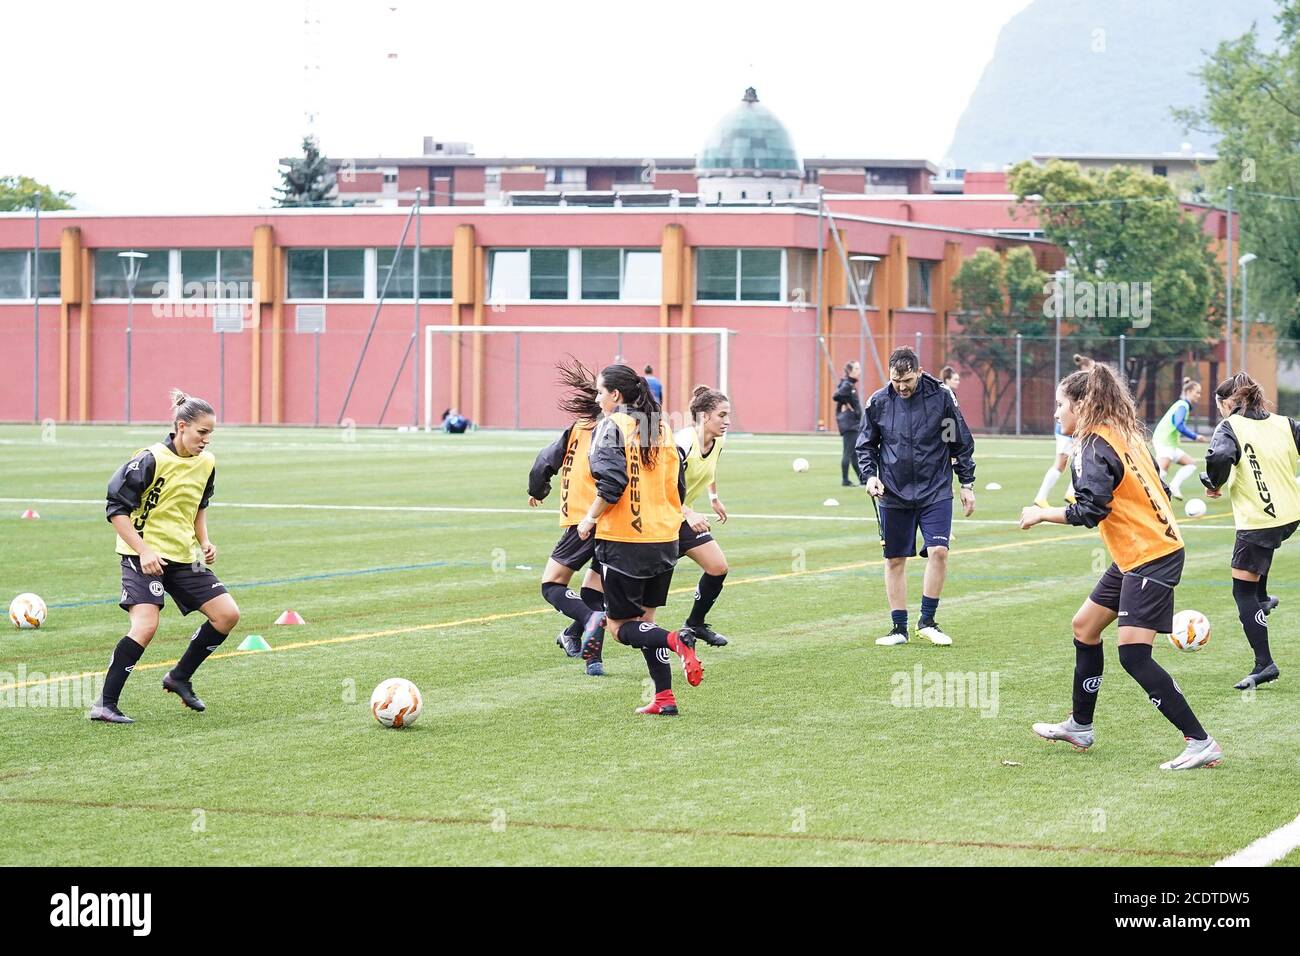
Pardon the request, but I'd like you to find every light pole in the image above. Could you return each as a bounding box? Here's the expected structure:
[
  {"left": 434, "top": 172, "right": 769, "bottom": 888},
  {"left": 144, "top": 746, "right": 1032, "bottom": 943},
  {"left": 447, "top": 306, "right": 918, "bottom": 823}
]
[
  {"left": 1053, "top": 268, "right": 1069, "bottom": 384},
  {"left": 850, "top": 254, "right": 880, "bottom": 374},
  {"left": 118, "top": 251, "right": 148, "bottom": 423},
  {"left": 1238, "top": 252, "right": 1256, "bottom": 376}
]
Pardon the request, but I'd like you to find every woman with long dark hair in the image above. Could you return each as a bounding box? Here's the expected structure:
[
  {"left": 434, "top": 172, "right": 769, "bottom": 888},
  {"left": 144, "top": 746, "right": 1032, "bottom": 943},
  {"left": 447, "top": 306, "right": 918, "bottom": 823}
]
[
  {"left": 1020, "top": 363, "right": 1221, "bottom": 770},
  {"left": 528, "top": 357, "right": 608, "bottom": 676},
  {"left": 576, "top": 364, "right": 704, "bottom": 715},
  {"left": 1204, "top": 372, "right": 1300, "bottom": 690}
]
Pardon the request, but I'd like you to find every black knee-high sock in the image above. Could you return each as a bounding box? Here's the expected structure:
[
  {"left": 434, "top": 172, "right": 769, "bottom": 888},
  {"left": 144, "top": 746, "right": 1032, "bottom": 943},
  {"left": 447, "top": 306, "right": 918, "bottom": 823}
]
[
  {"left": 686, "top": 572, "right": 727, "bottom": 628},
  {"left": 580, "top": 587, "right": 604, "bottom": 612},
  {"left": 1256, "top": 572, "right": 1270, "bottom": 603},
  {"left": 641, "top": 646, "right": 673, "bottom": 694},
  {"left": 616, "top": 620, "right": 671, "bottom": 649},
  {"left": 171, "top": 621, "right": 229, "bottom": 681},
  {"left": 1118, "top": 644, "right": 1207, "bottom": 740},
  {"left": 100, "top": 636, "right": 146, "bottom": 708},
  {"left": 541, "top": 582, "right": 591, "bottom": 625},
  {"left": 1234, "top": 578, "right": 1273, "bottom": 670},
  {"left": 1071, "top": 638, "right": 1104, "bottom": 725}
]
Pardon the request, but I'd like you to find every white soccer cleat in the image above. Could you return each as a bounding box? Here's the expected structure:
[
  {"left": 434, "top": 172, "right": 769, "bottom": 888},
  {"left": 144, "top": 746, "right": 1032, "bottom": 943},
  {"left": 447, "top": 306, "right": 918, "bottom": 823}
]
[
  {"left": 1160, "top": 735, "right": 1223, "bottom": 770},
  {"left": 916, "top": 622, "right": 952, "bottom": 646},
  {"left": 875, "top": 625, "right": 909, "bottom": 646},
  {"left": 1032, "top": 715, "right": 1094, "bottom": 751}
]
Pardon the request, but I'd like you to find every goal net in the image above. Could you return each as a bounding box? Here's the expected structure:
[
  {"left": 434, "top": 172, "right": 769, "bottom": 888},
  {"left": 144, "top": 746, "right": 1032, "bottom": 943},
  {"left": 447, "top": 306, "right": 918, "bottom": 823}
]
[{"left": 422, "top": 324, "right": 732, "bottom": 431}]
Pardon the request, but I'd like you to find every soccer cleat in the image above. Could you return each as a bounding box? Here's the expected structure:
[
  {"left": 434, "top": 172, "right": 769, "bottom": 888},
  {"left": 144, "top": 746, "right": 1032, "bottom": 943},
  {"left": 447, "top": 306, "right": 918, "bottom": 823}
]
[
  {"left": 669, "top": 630, "right": 704, "bottom": 687},
  {"left": 1233, "top": 661, "right": 1280, "bottom": 691},
  {"left": 1031, "top": 714, "right": 1094, "bottom": 751},
  {"left": 585, "top": 659, "right": 606, "bottom": 677},
  {"left": 916, "top": 619, "right": 952, "bottom": 646},
  {"left": 1262, "top": 595, "right": 1280, "bottom": 616},
  {"left": 636, "top": 691, "right": 679, "bottom": 716},
  {"left": 88, "top": 702, "right": 134, "bottom": 724},
  {"left": 685, "top": 623, "right": 729, "bottom": 647},
  {"left": 1033, "top": 497, "right": 1050, "bottom": 509},
  {"left": 556, "top": 629, "right": 581, "bottom": 658},
  {"left": 876, "top": 624, "right": 909, "bottom": 646},
  {"left": 162, "top": 672, "right": 206, "bottom": 712},
  {"left": 1160, "top": 735, "right": 1223, "bottom": 770}
]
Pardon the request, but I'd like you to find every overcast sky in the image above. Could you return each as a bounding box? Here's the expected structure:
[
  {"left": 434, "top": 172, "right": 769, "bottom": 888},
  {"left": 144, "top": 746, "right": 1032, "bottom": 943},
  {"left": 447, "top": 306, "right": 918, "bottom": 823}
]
[{"left": 1, "top": 0, "right": 1033, "bottom": 212}]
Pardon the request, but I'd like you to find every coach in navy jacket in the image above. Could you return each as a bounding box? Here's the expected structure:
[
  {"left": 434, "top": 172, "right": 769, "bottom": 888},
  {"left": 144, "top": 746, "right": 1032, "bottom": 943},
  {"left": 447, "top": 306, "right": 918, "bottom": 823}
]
[{"left": 855, "top": 347, "right": 976, "bottom": 646}]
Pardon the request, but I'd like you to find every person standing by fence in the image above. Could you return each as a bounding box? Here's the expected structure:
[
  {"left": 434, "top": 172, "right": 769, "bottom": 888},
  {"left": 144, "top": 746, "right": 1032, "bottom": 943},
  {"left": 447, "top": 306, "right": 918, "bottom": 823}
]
[{"left": 834, "top": 361, "right": 864, "bottom": 487}]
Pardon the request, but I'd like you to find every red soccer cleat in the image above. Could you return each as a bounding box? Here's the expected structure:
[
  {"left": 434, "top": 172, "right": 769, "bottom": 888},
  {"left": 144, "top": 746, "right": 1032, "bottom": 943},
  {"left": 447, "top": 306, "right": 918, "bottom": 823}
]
[
  {"left": 636, "top": 690, "right": 679, "bottom": 716},
  {"left": 667, "top": 630, "right": 704, "bottom": 687}
]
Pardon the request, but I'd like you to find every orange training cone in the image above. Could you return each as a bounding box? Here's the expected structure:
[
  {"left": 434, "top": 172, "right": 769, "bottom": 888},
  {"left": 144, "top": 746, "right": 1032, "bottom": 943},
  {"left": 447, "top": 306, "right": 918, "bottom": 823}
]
[{"left": 275, "top": 609, "right": 306, "bottom": 625}]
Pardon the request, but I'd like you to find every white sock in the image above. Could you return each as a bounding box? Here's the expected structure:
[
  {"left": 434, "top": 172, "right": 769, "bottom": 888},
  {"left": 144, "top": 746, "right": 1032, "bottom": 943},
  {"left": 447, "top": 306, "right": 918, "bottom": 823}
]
[
  {"left": 1036, "top": 466, "right": 1062, "bottom": 502},
  {"left": 1171, "top": 463, "right": 1196, "bottom": 496}
]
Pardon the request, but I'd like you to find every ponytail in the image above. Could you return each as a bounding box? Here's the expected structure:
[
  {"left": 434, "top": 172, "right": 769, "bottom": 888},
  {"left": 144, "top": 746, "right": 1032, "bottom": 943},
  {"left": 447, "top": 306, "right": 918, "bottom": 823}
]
[
  {"left": 170, "top": 388, "right": 213, "bottom": 426},
  {"left": 1182, "top": 377, "right": 1200, "bottom": 397},
  {"left": 1215, "top": 372, "right": 1269, "bottom": 416},
  {"left": 555, "top": 356, "right": 601, "bottom": 421},
  {"left": 1060, "top": 362, "right": 1143, "bottom": 448}
]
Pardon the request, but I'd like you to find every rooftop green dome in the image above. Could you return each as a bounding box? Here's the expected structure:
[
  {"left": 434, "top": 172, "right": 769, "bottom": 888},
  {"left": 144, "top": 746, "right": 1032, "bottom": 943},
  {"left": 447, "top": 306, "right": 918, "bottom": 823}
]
[{"left": 696, "top": 88, "right": 802, "bottom": 177}]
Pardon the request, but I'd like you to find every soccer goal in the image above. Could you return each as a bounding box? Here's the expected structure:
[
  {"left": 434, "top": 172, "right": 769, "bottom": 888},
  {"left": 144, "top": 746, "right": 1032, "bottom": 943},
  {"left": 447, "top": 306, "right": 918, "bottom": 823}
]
[{"left": 422, "top": 324, "right": 732, "bottom": 431}]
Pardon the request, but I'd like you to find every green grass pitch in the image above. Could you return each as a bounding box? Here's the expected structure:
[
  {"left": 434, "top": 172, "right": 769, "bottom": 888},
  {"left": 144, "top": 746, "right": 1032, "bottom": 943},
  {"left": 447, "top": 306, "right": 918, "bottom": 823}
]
[{"left": 1, "top": 423, "right": 1297, "bottom": 866}]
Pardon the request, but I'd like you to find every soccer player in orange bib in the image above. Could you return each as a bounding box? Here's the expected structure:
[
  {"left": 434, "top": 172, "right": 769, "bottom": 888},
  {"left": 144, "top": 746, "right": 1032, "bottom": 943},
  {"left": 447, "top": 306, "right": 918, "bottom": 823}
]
[
  {"left": 528, "top": 358, "right": 609, "bottom": 676},
  {"left": 576, "top": 364, "right": 706, "bottom": 716},
  {"left": 1019, "top": 363, "right": 1221, "bottom": 770}
]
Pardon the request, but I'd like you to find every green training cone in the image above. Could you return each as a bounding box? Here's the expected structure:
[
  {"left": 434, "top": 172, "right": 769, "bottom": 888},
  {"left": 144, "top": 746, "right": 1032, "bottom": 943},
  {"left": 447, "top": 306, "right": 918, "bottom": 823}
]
[{"left": 237, "top": 634, "right": 272, "bottom": 652}]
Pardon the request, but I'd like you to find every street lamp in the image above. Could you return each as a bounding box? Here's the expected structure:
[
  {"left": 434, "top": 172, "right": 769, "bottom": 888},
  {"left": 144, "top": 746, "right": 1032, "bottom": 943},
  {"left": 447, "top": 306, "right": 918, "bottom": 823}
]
[
  {"left": 1238, "top": 252, "right": 1256, "bottom": 376},
  {"left": 1053, "top": 268, "right": 1070, "bottom": 384},
  {"left": 118, "top": 251, "right": 148, "bottom": 423}
]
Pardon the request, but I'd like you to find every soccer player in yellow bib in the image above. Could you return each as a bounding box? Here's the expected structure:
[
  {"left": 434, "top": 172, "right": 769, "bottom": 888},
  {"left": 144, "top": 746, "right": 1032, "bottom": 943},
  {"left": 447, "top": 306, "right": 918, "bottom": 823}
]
[
  {"left": 1204, "top": 372, "right": 1300, "bottom": 690},
  {"left": 90, "top": 390, "right": 241, "bottom": 723},
  {"left": 673, "top": 385, "right": 732, "bottom": 647},
  {"left": 1020, "top": 363, "right": 1221, "bottom": 770},
  {"left": 528, "top": 358, "right": 608, "bottom": 676},
  {"left": 576, "top": 364, "right": 705, "bottom": 716}
]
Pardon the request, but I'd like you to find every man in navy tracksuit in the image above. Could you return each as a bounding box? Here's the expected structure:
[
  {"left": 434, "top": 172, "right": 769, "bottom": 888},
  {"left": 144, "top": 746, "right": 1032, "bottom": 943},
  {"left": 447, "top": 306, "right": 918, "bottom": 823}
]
[{"left": 857, "top": 347, "right": 976, "bottom": 646}]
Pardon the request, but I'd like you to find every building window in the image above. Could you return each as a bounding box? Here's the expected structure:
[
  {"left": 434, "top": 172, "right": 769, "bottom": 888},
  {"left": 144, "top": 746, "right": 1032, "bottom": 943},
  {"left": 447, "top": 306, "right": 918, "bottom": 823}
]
[
  {"left": 179, "top": 248, "right": 253, "bottom": 298},
  {"left": 1153, "top": 164, "right": 1168, "bottom": 177},
  {"left": 581, "top": 249, "right": 620, "bottom": 300},
  {"left": 383, "top": 172, "right": 398, "bottom": 184},
  {"left": 907, "top": 259, "right": 933, "bottom": 309},
  {"left": 740, "top": 249, "right": 782, "bottom": 301},
  {"left": 622, "top": 250, "right": 661, "bottom": 301},
  {"left": 0, "top": 249, "right": 60, "bottom": 299},
  {"left": 696, "top": 248, "right": 783, "bottom": 301},
  {"left": 376, "top": 247, "right": 453, "bottom": 299},
  {"left": 529, "top": 249, "right": 569, "bottom": 300},
  {"left": 488, "top": 250, "right": 529, "bottom": 300},
  {"left": 285, "top": 249, "right": 365, "bottom": 300},
  {"left": 785, "top": 249, "right": 817, "bottom": 305},
  {"left": 94, "top": 249, "right": 169, "bottom": 298}
]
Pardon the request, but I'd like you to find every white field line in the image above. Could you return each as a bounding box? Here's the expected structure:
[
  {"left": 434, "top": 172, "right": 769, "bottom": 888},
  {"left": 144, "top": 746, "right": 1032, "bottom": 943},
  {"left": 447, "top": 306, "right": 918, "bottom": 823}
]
[
  {"left": 1214, "top": 813, "right": 1300, "bottom": 867},
  {"left": 0, "top": 497, "right": 1239, "bottom": 529}
]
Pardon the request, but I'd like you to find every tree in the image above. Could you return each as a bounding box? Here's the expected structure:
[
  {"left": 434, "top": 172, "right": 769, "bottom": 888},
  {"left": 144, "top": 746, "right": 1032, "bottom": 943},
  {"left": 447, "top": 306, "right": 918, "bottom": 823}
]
[
  {"left": 0, "top": 175, "right": 74, "bottom": 211},
  {"left": 274, "top": 135, "right": 337, "bottom": 207},
  {"left": 1179, "top": 0, "right": 1300, "bottom": 340},
  {"left": 949, "top": 247, "right": 1051, "bottom": 432},
  {"left": 1007, "top": 160, "right": 1223, "bottom": 417}
]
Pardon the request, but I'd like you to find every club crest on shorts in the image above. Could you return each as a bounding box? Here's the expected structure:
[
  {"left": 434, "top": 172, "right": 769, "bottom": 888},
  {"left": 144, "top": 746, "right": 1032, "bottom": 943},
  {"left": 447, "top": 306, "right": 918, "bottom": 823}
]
[{"left": 149, "top": 581, "right": 164, "bottom": 597}]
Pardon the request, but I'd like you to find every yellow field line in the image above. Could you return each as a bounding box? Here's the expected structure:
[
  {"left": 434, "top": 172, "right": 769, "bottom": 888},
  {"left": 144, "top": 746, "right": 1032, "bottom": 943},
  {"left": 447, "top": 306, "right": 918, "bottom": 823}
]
[{"left": 0, "top": 529, "right": 1092, "bottom": 692}]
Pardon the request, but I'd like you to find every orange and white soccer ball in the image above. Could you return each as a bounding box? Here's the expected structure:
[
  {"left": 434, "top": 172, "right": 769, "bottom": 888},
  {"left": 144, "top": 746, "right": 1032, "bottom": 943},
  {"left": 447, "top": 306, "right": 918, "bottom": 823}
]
[
  {"left": 1168, "top": 609, "right": 1211, "bottom": 652},
  {"left": 8, "top": 593, "right": 46, "bottom": 629},
  {"left": 370, "top": 677, "right": 423, "bottom": 728}
]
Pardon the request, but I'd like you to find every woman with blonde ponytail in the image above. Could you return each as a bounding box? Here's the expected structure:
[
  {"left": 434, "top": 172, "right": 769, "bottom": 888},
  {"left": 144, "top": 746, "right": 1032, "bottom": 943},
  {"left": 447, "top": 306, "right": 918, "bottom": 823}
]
[
  {"left": 92, "top": 388, "right": 241, "bottom": 723},
  {"left": 1204, "top": 372, "right": 1300, "bottom": 690},
  {"left": 1020, "top": 363, "right": 1221, "bottom": 770}
]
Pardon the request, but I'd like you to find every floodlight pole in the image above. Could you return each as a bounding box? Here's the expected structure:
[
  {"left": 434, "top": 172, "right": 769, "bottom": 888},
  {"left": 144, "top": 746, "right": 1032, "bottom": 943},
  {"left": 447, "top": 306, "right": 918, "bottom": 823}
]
[
  {"left": 32, "top": 194, "right": 40, "bottom": 422},
  {"left": 1225, "top": 186, "right": 1234, "bottom": 375},
  {"left": 413, "top": 187, "right": 422, "bottom": 427},
  {"left": 1239, "top": 252, "right": 1256, "bottom": 376},
  {"left": 1053, "top": 268, "right": 1068, "bottom": 384}
]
